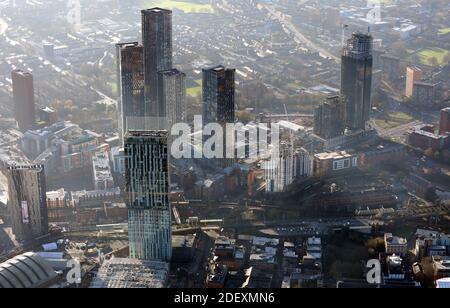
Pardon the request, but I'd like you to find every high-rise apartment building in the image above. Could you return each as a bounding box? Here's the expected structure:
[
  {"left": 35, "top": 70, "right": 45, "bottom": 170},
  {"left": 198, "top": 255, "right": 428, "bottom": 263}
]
[
  {"left": 202, "top": 66, "right": 236, "bottom": 125},
  {"left": 142, "top": 8, "right": 173, "bottom": 118},
  {"left": 125, "top": 130, "right": 172, "bottom": 261},
  {"left": 116, "top": 42, "right": 145, "bottom": 143},
  {"left": 12, "top": 69, "right": 35, "bottom": 132},
  {"left": 314, "top": 96, "right": 346, "bottom": 139},
  {"left": 7, "top": 165, "right": 48, "bottom": 242},
  {"left": 341, "top": 33, "right": 373, "bottom": 130},
  {"left": 264, "top": 142, "right": 297, "bottom": 193},
  {"left": 158, "top": 69, "right": 186, "bottom": 127},
  {"left": 405, "top": 66, "right": 422, "bottom": 98}
]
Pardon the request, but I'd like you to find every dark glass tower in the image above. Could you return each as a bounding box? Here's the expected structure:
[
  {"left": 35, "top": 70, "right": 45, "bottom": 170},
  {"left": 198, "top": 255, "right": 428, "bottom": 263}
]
[
  {"left": 314, "top": 95, "right": 346, "bottom": 139},
  {"left": 116, "top": 42, "right": 145, "bottom": 143},
  {"left": 202, "top": 66, "right": 235, "bottom": 125},
  {"left": 341, "top": 33, "right": 373, "bottom": 130},
  {"left": 141, "top": 8, "right": 173, "bottom": 118},
  {"left": 7, "top": 165, "right": 48, "bottom": 242}
]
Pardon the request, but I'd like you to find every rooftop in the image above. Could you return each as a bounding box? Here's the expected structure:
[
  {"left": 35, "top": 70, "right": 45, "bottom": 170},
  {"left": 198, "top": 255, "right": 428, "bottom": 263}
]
[
  {"left": 142, "top": 8, "right": 172, "bottom": 14},
  {"left": 90, "top": 258, "right": 169, "bottom": 288},
  {"left": 314, "top": 151, "right": 354, "bottom": 160},
  {"left": 0, "top": 252, "right": 58, "bottom": 288},
  {"left": 385, "top": 233, "right": 407, "bottom": 245}
]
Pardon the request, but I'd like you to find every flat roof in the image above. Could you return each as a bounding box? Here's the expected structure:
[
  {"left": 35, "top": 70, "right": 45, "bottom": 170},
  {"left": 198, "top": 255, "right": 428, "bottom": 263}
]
[
  {"left": 91, "top": 258, "right": 169, "bottom": 288},
  {"left": 142, "top": 7, "right": 172, "bottom": 14},
  {"left": 314, "top": 151, "right": 354, "bottom": 160}
]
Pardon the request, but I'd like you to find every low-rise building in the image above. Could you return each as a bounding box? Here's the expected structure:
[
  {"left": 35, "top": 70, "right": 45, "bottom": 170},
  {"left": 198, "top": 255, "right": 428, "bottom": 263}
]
[
  {"left": 408, "top": 126, "right": 449, "bottom": 152},
  {"left": 385, "top": 233, "right": 408, "bottom": 256},
  {"left": 90, "top": 258, "right": 169, "bottom": 288},
  {"left": 0, "top": 252, "right": 59, "bottom": 288},
  {"left": 172, "top": 234, "right": 196, "bottom": 263},
  {"left": 314, "top": 151, "right": 358, "bottom": 177},
  {"left": 359, "top": 145, "right": 405, "bottom": 167},
  {"left": 403, "top": 174, "right": 435, "bottom": 199}
]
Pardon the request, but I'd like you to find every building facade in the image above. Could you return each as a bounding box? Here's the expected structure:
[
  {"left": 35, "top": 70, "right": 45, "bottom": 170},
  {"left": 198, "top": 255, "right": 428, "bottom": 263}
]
[
  {"left": 12, "top": 69, "right": 35, "bottom": 132},
  {"left": 142, "top": 8, "right": 173, "bottom": 118},
  {"left": 412, "top": 81, "right": 440, "bottom": 106},
  {"left": 202, "top": 66, "right": 236, "bottom": 125},
  {"left": 125, "top": 130, "right": 172, "bottom": 261},
  {"left": 7, "top": 165, "right": 48, "bottom": 242},
  {"left": 296, "top": 148, "right": 314, "bottom": 178},
  {"left": 92, "top": 151, "right": 115, "bottom": 191},
  {"left": 440, "top": 107, "right": 450, "bottom": 135},
  {"left": 116, "top": 42, "right": 145, "bottom": 143},
  {"left": 405, "top": 66, "right": 423, "bottom": 98},
  {"left": 314, "top": 95, "right": 346, "bottom": 139},
  {"left": 264, "top": 142, "right": 297, "bottom": 193},
  {"left": 314, "top": 151, "right": 358, "bottom": 178},
  {"left": 158, "top": 69, "right": 186, "bottom": 128},
  {"left": 341, "top": 33, "right": 373, "bottom": 130},
  {"left": 384, "top": 233, "right": 408, "bottom": 256}
]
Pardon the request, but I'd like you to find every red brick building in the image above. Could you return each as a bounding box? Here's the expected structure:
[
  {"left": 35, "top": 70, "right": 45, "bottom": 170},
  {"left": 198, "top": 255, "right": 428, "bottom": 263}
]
[{"left": 440, "top": 107, "right": 450, "bottom": 135}]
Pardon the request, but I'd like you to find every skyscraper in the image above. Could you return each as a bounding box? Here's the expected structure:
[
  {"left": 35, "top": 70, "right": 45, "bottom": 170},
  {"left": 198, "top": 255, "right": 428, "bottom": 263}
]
[
  {"left": 116, "top": 42, "right": 145, "bottom": 143},
  {"left": 12, "top": 69, "right": 35, "bottom": 132},
  {"left": 158, "top": 69, "right": 186, "bottom": 127},
  {"left": 341, "top": 33, "right": 373, "bottom": 131},
  {"left": 125, "top": 130, "right": 172, "bottom": 261},
  {"left": 202, "top": 66, "right": 235, "bottom": 125},
  {"left": 264, "top": 142, "right": 297, "bottom": 193},
  {"left": 314, "top": 95, "right": 346, "bottom": 139},
  {"left": 142, "top": 8, "right": 173, "bottom": 118},
  {"left": 7, "top": 165, "right": 48, "bottom": 242}
]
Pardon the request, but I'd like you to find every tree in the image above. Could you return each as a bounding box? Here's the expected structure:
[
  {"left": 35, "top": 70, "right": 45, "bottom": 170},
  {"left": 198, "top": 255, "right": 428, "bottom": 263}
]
[
  {"left": 390, "top": 41, "right": 407, "bottom": 57},
  {"left": 237, "top": 110, "right": 252, "bottom": 123},
  {"left": 443, "top": 54, "right": 450, "bottom": 65}
]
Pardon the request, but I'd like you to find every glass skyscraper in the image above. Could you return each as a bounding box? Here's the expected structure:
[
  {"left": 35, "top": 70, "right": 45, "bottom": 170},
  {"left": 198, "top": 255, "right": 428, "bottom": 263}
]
[
  {"left": 116, "top": 42, "right": 145, "bottom": 143},
  {"left": 125, "top": 130, "right": 172, "bottom": 262},
  {"left": 202, "top": 66, "right": 236, "bottom": 125},
  {"left": 142, "top": 8, "right": 173, "bottom": 118},
  {"left": 7, "top": 165, "right": 48, "bottom": 242},
  {"left": 158, "top": 69, "right": 186, "bottom": 128},
  {"left": 341, "top": 33, "right": 373, "bottom": 131}
]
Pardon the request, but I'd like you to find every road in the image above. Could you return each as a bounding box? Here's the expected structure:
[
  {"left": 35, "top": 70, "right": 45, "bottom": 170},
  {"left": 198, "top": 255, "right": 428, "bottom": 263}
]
[
  {"left": 370, "top": 119, "right": 422, "bottom": 140},
  {"left": 263, "top": 4, "right": 340, "bottom": 63}
]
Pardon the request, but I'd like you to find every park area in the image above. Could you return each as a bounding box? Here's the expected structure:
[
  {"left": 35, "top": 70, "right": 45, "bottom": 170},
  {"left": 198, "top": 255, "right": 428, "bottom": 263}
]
[
  {"left": 408, "top": 47, "right": 450, "bottom": 66},
  {"left": 187, "top": 79, "right": 202, "bottom": 97},
  {"left": 375, "top": 111, "right": 414, "bottom": 130}
]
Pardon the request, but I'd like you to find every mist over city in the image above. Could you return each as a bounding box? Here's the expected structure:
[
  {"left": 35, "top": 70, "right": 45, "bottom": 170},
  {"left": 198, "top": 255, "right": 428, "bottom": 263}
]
[{"left": 0, "top": 0, "right": 449, "bottom": 294}]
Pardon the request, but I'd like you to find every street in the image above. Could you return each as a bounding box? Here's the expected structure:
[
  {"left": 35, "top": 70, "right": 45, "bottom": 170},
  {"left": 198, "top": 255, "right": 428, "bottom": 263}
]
[{"left": 263, "top": 4, "right": 340, "bottom": 63}]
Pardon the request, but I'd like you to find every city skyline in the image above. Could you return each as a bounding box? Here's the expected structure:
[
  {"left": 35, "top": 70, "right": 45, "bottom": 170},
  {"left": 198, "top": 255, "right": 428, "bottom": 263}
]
[{"left": 0, "top": 0, "right": 449, "bottom": 292}]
